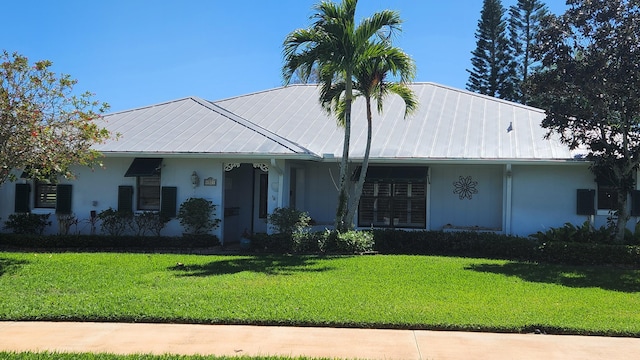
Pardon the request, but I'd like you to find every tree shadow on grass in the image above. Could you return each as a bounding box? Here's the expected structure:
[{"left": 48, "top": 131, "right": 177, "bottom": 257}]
[
  {"left": 466, "top": 262, "right": 640, "bottom": 293},
  {"left": 169, "top": 255, "right": 338, "bottom": 277},
  {"left": 0, "top": 258, "right": 29, "bottom": 277}
]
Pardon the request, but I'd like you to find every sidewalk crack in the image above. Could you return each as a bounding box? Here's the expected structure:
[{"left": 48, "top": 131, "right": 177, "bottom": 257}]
[{"left": 413, "top": 330, "right": 423, "bottom": 360}]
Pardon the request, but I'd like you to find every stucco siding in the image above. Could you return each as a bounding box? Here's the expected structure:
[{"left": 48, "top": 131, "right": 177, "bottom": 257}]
[
  {"left": 298, "top": 162, "right": 340, "bottom": 228},
  {"left": 429, "top": 165, "right": 504, "bottom": 231},
  {"left": 510, "top": 164, "right": 593, "bottom": 236}
]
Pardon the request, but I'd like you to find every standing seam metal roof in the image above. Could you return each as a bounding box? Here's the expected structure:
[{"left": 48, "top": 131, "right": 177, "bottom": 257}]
[{"left": 96, "top": 82, "right": 578, "bottom": 162}]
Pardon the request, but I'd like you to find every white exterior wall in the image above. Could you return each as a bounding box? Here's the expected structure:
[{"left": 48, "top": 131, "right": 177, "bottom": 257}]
[
  {"left": 296, "top": 162, "right": 340, "bottom": 229},
  {"left": 510, "top": 164, "right": 593, "bottom": 236},
  {"left": 0, "top": 157, "right": 226, "bottom": 239},
  {"left": 429, "top": 164, "right": 504, "bottom": 231},
  {"left": 4, "top": 157, "right": 634, "bottom": 241}
]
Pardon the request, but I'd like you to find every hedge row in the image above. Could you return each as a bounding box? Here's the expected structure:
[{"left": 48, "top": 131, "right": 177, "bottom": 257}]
[
  {"left": 0, "top": 234, "right": 219, "bottom": 251},
  {"left": 1, "top": 230, "right": 639, "bottom": 267},
  {"left": 372, "top": 230, "right": 535, "bottom": 259},
  {"left": 372, "top": 230, "right": 640, "bottom": 266}
]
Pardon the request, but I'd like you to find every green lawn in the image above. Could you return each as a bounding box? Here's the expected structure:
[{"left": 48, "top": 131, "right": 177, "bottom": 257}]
[{"left": 1, "top": 252, "right": 639, "bottom": 336}]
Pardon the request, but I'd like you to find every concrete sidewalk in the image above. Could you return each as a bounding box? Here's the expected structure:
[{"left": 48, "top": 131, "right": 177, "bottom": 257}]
[{"left": 1, "top": 322, "right": 639, "bottom": 359}]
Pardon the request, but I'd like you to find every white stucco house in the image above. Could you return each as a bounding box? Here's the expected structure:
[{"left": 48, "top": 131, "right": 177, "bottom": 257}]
[{"left": 1, "top": 83, "right": 635, "bottom": 243}]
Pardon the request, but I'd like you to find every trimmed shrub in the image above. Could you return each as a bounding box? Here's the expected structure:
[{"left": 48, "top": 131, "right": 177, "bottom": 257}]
[
  {"left": 178, "top": 198, "right": 221, "bottom": 235},
  {"left": 132, "top": 211, "right": 169, "bottom": 236},
  {"left": 335, "top": 230, "right": 375, "bottom": 254},
  {"left": 293, "top": 230, "right": 329, "bottom": 254},
  {"left": 97, "top": 208, "right": 133, "bottom": 236},
  {"left": 537, "top": 241, "right": 640, "bottom": 266},
  {"left": 3, "top": 213, "right": 51, "bottom": 235},
  {"left": 250, "top": 232, "right": 293, "bottom": 253},
  {"left": 372, "top": 230, "right": 536, "bottom": 260},
  {"left": 0, "top": 233, "right": 219, "bottom": 250},
  {"left": 267, "top": 207, "right": 311, "bottom": 235}
]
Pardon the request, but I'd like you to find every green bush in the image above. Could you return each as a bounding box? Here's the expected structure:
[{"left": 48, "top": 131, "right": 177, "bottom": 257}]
[
  {"left": 3, "top": 213, "right": 51, "bottom": 235},
  {"left": 132, "top": 211, "right": 169, "bottom": 236},
  {"left": 267, "top": 207, "right": 311, "bottom": 235},
  {"left": 537, "top": 241, "right": 640, "bottom": 266},
  {"left": 293, "top": 230, "right": 330, "bottom": 253},
  {"left": 335, "top": 230, "right": 374, "bottom": 253},
  {"left": 56, "top": 213, "right": 78, "bottom": 235},
  {"left": 372, "top": 230, "right": 535, "bottom": 260},
  {"left": 177, "top": 198, "right": 221, "bottom": 235},
  {"left": 531, "top": 221, "right": 615, "bottom": 244},
  {"left": 97, "top": 208, "right": 133, "bottom": 236},
  {"left": 0, "top": 233, "right": 219, "bottom": 250},
  {"left": 250, "top": 232, "right": 293, "bottom": 253}
]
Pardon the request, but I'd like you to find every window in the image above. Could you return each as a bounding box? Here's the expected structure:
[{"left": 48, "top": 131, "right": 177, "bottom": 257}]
[
  {"left": 123, "top": 158, "right": 163, "bottom": 211},
  {"left": 138, "top": 175, "right": 161, "bottom": 210},
  {"left": 356, "top": 167, "right": 427, "bottom": 229},
  {"left": 597, "top": 184, "right": 617, "bottom": 211},
  {"left": 35, "top": 181, "right": 56, "bottom": 208},
  {"left": 17, "top": 183, "right": 73, "bottom": 213}
]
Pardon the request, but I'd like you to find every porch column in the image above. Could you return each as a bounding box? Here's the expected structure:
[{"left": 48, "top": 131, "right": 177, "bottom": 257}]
[
  {"left": 504, "top": 164, "right": 513, "bottom": 235},
  {"left": 267, "top": 159, "right": 285, "bottom": 234}
]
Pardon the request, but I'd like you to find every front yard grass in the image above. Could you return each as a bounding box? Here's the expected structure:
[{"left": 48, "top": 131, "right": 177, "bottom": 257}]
[{"left": 1, "top": 252, "right": 639, "bottom": 336}]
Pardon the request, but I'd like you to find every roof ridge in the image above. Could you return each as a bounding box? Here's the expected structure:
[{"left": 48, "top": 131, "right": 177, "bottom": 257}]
[
  {"left": 190, "top": 96, "right": 319, "bottom": 157},
  {"left": 413, "top": 82, "right": 546, "bottom": 113},
  {"left": 213, "top": 84, "right": 319, "bottom": 102},
  {"left": 104, "top": 96, "right": 203, "bottom": 117}
]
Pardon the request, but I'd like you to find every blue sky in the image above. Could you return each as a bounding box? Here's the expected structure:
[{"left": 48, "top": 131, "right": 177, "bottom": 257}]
[{"left": 3, "top": 1, "right": 567, "bottom": 113}]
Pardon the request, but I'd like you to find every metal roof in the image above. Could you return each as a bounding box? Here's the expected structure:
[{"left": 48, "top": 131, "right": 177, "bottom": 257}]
[
  {"left": 95, "top": 97, "right": 316, "bottom": 157},
  {"left": 96, "top": 82, "right": 578, "bottom": 162}
]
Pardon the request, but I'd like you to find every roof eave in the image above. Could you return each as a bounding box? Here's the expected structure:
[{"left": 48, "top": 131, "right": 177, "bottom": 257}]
[{"left": 100, "top": 151, "right": 321, "bottom": 161}]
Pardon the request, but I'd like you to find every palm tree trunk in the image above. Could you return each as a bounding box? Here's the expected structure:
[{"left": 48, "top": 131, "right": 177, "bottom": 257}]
[
  {"left": 345, "top": 97, "right": 373, "bottom": 228},
  {"left": 335, "top": 73, "right": 353, "bottom": 232}
]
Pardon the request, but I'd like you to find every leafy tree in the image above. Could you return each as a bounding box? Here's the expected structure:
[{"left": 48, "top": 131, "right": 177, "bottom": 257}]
[
  {"left": 283, "top": 0, "right": 403, "bottom": 231},
  {"left": 0, "top": 50, "right": 111, "bottom": 184},
  {"left": 527, "top": 0, "right": 640, "bottom": 242},
  {"left": 508, "top": 0, "right": 549, "bottom": 104},
  {"left": 320, "top": 41, "right": 417, "bottom": 228},
  {"left": 467, "top": 0, "right": 517, "bottom": 101}
]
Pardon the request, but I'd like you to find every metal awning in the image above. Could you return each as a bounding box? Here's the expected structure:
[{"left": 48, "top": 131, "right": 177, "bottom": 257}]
[{"left": 124, "top": 158, "right": 162, "bottom": 177}]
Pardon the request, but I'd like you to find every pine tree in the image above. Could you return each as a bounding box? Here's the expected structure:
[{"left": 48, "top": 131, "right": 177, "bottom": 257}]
[
  {"left": 509, "top": 0, "right": 549, "bottom": 104},
  {"left": 466, "top": 0, "right": 516, "bottom": 101}
]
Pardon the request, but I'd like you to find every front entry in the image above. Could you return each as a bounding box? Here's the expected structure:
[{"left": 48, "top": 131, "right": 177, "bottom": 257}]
[{"left": 223, "top": 163, "right": 268, "bottom": 243}]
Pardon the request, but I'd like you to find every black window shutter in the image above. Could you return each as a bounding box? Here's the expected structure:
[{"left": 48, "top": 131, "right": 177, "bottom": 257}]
[
  {"left": 577, "top": 189, "right": 596, "bottom": 215},
  {"left": 118, "top": 186, "right": 134, "bottom": 213},
  {"left": 631, "top": 190, "right": 640, "bottom": 216},
  {"left": 14, "top": 183, "right": 30, "bottom": 213},
  {"left": 160, "top": 186, "right": 177, "bottom": 218},
  {"left": 55, "top": 184, "right": 72, "bottom": 214}
]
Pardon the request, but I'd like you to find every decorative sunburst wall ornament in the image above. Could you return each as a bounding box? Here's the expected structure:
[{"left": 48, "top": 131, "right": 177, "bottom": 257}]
[{"left": 453, "top": 176, "right": 478, "bottom": 200}]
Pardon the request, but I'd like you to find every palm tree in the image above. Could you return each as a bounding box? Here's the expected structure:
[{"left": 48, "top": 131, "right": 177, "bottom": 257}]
[
  {"left": 283, "top": 0, "right": 403, "bottom": 231},
  {"left": 321, "top": 42, "right": 417, "bottom": 228}
]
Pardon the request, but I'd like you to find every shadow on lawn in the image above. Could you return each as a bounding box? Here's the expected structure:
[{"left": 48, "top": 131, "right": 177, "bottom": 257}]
[
  {"left": 169, "top": 255, "right": 337, "bottom": 277},
  {"left": 0, "top": 258, "right": 29, "bottom": 277},
  {"left": 466, "top": 262, "right": 640, "bottom": 293}
]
